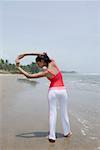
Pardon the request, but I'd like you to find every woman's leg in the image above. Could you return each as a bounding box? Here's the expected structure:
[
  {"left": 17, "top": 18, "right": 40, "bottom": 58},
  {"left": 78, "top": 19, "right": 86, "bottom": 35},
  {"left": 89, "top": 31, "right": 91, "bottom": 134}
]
[
  {"left": 59, "top": 89, "right": 71, "bottom": 136},
  {"left": 48, "top": 89, "right": 57, "bottom": 140}
]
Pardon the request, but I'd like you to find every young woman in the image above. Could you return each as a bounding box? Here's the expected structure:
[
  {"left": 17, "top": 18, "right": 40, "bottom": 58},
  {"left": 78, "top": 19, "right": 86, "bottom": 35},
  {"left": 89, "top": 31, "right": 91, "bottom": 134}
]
[{"left": 16, "top": 52, "right": 72, "bottom": 143}]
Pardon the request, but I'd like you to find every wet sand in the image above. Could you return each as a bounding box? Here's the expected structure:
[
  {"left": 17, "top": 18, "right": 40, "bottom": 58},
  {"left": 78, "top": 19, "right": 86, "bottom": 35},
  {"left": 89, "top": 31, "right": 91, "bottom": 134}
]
[{"left": 0, "top": 74, "right": 100, "bottom": 150}]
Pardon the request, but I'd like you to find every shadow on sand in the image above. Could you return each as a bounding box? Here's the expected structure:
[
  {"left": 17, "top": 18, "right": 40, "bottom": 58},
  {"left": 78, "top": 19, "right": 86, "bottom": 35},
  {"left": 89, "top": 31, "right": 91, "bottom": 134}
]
[{"left": 16, "top": 131, "right": 64, "bottom": 138}]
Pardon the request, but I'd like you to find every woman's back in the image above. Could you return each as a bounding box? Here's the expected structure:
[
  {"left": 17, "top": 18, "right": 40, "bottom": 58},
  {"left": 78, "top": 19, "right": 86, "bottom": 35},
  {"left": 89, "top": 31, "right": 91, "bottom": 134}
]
[{"left": 45, "top": 60, "right": 64, "bottom": 88}]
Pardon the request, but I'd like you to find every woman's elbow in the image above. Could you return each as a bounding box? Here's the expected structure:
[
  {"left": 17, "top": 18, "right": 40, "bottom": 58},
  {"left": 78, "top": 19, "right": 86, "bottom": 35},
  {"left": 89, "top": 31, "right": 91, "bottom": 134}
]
[
  {"left": 26, "top": 76, "right": 32, "bottom": 79},
  {"left": 24, "top": 74, "right": 32, "bottom": 79}
]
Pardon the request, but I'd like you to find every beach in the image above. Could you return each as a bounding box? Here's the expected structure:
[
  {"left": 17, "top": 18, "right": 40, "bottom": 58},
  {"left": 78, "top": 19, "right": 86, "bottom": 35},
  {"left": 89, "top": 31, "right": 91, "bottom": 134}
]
[{"left": 0, "top": 74, "right": 100, "bottom": 150}]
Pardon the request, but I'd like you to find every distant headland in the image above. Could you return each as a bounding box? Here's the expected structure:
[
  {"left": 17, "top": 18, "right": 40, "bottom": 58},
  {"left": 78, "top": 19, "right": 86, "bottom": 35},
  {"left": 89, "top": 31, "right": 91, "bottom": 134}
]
[{"left": 61, "top": 70, "right": 77, "bottom": 74}]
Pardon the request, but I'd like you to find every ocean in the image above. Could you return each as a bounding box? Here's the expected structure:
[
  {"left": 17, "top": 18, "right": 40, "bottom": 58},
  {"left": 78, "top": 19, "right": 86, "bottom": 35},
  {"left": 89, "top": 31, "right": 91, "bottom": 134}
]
[
  {"left": 63, "top": 74, "right": 100, "bottom": 144},
  {"left": 63, "top": 73, "right": 100, "bottom": 93}
]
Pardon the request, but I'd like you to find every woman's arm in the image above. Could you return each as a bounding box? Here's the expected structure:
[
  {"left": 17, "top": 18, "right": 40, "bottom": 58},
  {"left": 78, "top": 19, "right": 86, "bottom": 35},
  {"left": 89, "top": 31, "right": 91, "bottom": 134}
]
[
  {"left": 17, "top": 66, "right": 48, "bottom": 78},
  {"left": 17, "top": 52, "right": 45, "bottom": 60}
]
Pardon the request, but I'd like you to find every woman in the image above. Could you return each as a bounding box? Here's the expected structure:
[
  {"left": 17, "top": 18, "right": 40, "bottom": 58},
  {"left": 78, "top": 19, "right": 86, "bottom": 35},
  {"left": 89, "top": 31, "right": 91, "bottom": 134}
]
[{"left": 16, "top": 52, "right": 72, "bottom": 143}]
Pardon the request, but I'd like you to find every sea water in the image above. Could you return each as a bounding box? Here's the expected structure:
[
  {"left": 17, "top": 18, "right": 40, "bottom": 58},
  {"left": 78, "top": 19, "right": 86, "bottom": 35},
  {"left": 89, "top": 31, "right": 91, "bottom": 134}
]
[
  {"left": 63, "top": 73, "right": 100, "bottom": 93},
  {"left": 63, "top": 73, "right": 100, "bottom": 142}
]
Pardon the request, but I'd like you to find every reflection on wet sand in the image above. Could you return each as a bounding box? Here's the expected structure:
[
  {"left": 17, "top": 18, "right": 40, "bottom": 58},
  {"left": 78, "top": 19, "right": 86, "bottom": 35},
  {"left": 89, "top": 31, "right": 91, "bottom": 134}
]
[
  {"left": 17, "top": 78, "right": 38, "bottom": 87},
  {"left": 16, "top": 131, "right": 64, "bottom": 138}
]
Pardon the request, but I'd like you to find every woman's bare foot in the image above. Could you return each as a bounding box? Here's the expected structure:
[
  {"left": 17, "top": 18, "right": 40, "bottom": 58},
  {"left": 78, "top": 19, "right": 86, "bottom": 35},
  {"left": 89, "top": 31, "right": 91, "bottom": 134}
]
[
  {"left": 64, "top": 132, "right": 72, "bottom": 137},
  {"left": 48, "top": 138, "right": 55, "bottom": 143}
]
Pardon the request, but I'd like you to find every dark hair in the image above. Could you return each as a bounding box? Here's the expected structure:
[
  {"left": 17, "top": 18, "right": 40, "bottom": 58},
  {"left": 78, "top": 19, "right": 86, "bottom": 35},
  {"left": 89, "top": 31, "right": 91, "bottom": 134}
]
[{"left": 35, "top": 53, "right": 51, "bottom": 67}]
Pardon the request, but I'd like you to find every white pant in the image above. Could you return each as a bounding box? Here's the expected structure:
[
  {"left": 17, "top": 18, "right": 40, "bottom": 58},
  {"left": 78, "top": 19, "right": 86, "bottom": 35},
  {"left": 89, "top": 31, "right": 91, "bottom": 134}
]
[{"left": 48, "top": 88, "right": 71, "bottom": 140}]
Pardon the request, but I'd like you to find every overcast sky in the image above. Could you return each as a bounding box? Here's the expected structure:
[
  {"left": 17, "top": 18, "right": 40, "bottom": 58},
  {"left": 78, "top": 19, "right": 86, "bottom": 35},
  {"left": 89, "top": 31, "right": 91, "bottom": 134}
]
[{"left": 0, "top": 0, "right": 100, "bottom": 73}]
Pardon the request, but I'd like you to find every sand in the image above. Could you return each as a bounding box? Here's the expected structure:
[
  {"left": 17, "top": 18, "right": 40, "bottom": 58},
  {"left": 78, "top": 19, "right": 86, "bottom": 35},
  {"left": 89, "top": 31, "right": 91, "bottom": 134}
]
[{"left": 0, "top": 74, "right": 100, "bottom": 150}]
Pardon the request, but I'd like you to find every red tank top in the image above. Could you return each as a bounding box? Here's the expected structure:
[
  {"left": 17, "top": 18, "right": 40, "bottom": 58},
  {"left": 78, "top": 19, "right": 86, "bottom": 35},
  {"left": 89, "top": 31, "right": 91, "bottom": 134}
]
[{"left": 46, "top": 60, "right": 64, "bottom": 89}]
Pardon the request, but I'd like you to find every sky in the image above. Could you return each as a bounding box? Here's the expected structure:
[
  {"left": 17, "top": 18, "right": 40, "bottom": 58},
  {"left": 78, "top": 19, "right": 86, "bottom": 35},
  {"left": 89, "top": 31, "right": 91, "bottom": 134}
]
[{"left": 0, "top": 0, "right": 100, "bottom": 73}]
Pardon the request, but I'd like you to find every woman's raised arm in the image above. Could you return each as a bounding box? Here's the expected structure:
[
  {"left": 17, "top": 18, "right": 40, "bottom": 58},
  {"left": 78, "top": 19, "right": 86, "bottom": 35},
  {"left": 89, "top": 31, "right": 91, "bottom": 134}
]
[{"left": 16, "top": 52, "right": 45, "bottom": 60}]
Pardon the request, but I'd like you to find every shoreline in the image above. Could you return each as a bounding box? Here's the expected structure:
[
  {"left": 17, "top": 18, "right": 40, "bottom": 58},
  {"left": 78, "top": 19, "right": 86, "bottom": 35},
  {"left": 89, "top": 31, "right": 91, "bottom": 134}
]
[
  {"left": 0, "top": 70, "right": 19, "bottom": 74},
  {"left": 0, "top": 70, "right": 11, "bottom": 74}
]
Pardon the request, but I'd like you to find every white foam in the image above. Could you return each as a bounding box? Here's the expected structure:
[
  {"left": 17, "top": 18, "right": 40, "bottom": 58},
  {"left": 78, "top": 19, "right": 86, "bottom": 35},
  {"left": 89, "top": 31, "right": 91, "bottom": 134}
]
[
  {"left": 89, "top": 136, "right": 98, "bottom": 140},
  {"left": 81, "top": 129, "right": 87, "bottom": 136}
]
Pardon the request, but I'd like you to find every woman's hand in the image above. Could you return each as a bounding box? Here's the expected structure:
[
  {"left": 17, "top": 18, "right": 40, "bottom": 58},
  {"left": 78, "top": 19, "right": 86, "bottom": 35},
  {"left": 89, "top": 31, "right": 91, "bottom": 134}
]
[
  {"left": 15, "top": 59, "right": 20, "bottom": 67},
  {"left": 15, "top": 53, "right": 26, "bottom": 67},
  {"left": 17, "top": 54, "right": 26, "bottom": 60}
]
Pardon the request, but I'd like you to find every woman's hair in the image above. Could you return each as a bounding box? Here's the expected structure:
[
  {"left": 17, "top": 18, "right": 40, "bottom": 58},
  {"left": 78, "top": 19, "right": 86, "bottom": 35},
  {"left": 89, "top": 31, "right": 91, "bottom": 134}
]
[{"left": 35, "top": 53, "right": 51, "bottom": 66}]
